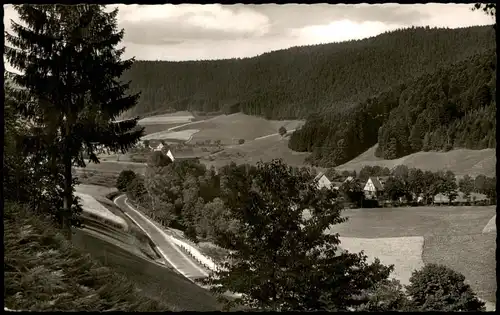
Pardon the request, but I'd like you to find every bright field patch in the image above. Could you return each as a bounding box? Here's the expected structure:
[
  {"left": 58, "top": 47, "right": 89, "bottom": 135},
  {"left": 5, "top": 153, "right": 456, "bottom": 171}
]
[
  {"left": 339, "top": 236, "right": 424, "bottom": 286},
  {"left": 482, "top": 215, "right": 496, "bottom": 234},
  {"left": 336, "top": 144, "right": 495, "bottom": 177},
  {"left": 202, "top": 134, "right": 309, "bottom": 169},
  {"left": 141, "top": 123, "right": 187, "bottom": 136},
  {"left": 75, "top": 192, "right": 127, "bottom": 229},
  {"left": 75, "top": 161, "right": 147, "bottom": 175},
  {"left": 141, "top": 129, "right": 199, "bottom": 141},
  {"left": 327, "top": 206, "right": 495, "bottom": 238},
  {"left": 138, "top": 111, "right": 194, "bottom": 125},
  {"left": 422, "top": 233, "right": 496, "bottom": 302},
  {"left": 175, "top": 113, "right": 304, "bottom": 144},
  {"left": 323, "top": 205, "right": 496, "bottom": 305},
  {"left": 75, "top": 184, "right": 118, "bottom": 198}
]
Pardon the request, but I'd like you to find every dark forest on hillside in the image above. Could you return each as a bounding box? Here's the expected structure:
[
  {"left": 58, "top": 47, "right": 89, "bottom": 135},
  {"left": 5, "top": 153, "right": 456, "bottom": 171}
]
[
  {"left": 121, "top": 26, "right": 494, "bottom": 120},
  {"left": 290, "top": 49, "right": 496, "bottom": 167}
]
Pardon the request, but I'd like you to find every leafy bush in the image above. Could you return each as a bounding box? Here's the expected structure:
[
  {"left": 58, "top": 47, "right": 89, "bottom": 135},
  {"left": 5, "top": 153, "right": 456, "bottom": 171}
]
[
  {"left": 355, "top": 279, "right": 410, "bottom": 311},
  {"left": 200, "top": 159, "right": 394, "bottom": 311},
  {"left": 406, "top": 264, "right": 485, "bottom": 311},
  {"left": 278, "top": 126, "right": 287, "bottom": 136},
  {"left": 116, "top": 170, "right": 137, "bottom": 192},
  {"left": 126, "top": 176, "right": 148, "bottom": 203},
  {"left": 238, "top": 138, "right": 245, "bottom": 145}
]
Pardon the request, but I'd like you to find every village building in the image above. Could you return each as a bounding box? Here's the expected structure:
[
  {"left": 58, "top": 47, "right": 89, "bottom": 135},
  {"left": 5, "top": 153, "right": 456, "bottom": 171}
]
[
  {"left": 313, "top": 172, "right": 342, "bottom": 190},
  {"left": 166, "top": 149, "right": 175, "bottom": 162},
  {"left": 314, "top": 172, "right": 332, "bottom": 190},
  {"left": 154, "top": 142, "right": 164, "bottom": 152}
]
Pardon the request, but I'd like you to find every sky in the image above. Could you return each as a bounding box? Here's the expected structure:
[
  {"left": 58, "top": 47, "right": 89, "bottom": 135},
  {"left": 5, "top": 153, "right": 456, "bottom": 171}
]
[{"left": 3, "top": 4, "right": 494, "bottom": 73}]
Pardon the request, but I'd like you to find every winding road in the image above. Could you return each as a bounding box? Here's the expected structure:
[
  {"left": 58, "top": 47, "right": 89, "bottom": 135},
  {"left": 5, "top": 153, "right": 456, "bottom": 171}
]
[
  {"left": 71, "top": 227, "right": 221, "bottom": 311},
  {"left": 113, "top": 195, "right": 210, "bottom": 281}
]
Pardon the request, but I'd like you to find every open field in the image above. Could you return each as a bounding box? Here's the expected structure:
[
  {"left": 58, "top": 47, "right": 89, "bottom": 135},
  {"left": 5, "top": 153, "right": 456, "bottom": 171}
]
[
  {"left": 325, "top": 206, "right": 495, "bottom": 238},
  {"left": 75, "top": 192, "right": 127, "bottom": 229},
  {"left": 422, "top": 233, "right": 496, "bottom": 302},
  {"left": 76, "top": 184, "right": 118, "bottom": 198},
  {"left": 75, "top": 184, "right": 162, "bottom": 261},
  {"left": 201, "top": 134, "right": 310, "bottom": 169},
  {"left": 141, "top": 123, "right": 187, "bottom": 136},
  {"left": 173, "top": 113, "right": 304, "bottom": 144},
  {"left": 138, "top": 111, "right": 194, "bottom": 125},
  {"left": 75, "top": 161, "right": 147, "bottom": 176},
  {"left": 482, "top": 215, "right": 496, "bottom": 233},
  {"left": 141, "top": 129, "right": 199, "bottom": 141},
  {"left": 316, "top": 205, "right": 496, "bottom": 304},
  {"left": 76, "top": 169, "right": 119, "bottom": 187},
  {"left": 338, "top": 236, "right": 424, "bottom": 286},
  {"left": 336, "top": 144, "right": 496, "bottom": 177}
]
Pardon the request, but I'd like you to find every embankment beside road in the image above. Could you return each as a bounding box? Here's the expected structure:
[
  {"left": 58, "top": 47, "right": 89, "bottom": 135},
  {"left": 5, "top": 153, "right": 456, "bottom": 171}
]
[{"left": 4, "top": 202, "right": 171, "bottom": 311}]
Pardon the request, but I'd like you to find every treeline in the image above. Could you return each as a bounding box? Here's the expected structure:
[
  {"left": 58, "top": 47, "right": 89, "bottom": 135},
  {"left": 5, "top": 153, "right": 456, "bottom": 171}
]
[
  {"left": 289, "top": 49, "right": 496, "bottom": 166},
  {"left": 328, "top": 165, "right": 496, "bottom": 207},
  {"left": 120, "top": 26, "right": 495, "bottom": 120},
  {"left": 122, "top": 157, "right": 261, "bottom": 242}
]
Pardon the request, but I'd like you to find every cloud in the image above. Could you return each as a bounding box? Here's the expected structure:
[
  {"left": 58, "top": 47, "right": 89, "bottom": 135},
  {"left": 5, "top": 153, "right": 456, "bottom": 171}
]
[
  {"left": 250, "top": 3, "right": 429, "bottom": 30},
  {"left": 113, "top": 4, "right": 271, "bottom": 45},
  {"left": 288, "top": 19, "right": 405, "bottom": 45}
]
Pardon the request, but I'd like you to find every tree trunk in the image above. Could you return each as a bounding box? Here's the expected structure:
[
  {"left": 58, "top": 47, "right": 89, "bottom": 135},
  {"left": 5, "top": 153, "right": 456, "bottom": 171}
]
[{"left": 63, "top": 123, "right": 73, "bottom": 240}]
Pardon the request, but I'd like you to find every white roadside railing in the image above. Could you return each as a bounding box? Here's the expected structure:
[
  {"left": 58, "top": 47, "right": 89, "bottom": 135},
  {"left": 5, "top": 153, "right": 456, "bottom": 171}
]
[
  {"left": 171, "top": 238, "right": 220, "bottom": 272},
  {"left": 121, "top": 196, "right": 241, "bottom": 298}
]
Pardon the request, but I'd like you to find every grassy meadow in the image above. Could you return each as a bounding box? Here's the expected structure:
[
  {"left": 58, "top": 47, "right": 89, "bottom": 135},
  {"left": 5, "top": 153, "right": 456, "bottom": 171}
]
[
  {"left": 336, "top": 144, "right": 496, "bottom": 178},
  {"left": 4, "top": 202, "right": 171, "bottom": 311}
]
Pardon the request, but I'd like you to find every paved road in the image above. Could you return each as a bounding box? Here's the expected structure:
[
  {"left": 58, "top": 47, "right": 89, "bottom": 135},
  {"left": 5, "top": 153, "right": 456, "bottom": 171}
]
[
  {"left": 114, "top": 195, "right": 210, "bottom": 281},
  {"left": 71, "top": 227, "right": 221, "bottom": 311}
]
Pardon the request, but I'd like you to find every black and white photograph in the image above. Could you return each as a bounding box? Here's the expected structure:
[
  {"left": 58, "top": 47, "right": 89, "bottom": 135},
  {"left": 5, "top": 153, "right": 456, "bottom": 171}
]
[{"left": 3, "top": 3, "right": 496, "bottom": 312}]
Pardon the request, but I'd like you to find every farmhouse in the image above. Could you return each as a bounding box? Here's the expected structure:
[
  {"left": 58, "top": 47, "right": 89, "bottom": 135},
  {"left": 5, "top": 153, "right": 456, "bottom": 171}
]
[
  {"left": 314, "top": 172, "right": 342, "bottom": 190},
  {"left": 314, "top": 172, "right": 332, "bottom": 189},
  {"left": 363, "top": 176, "right": 387, "bottom": 200},
  {"left": 163, "top": 149, "right": 201, "bottom": 163},
  {"left": 154, "top": 143, "right": 164, "bottom": 152},
  {"left": 166, "top": 149, "right": 175, "bottom": 162}
]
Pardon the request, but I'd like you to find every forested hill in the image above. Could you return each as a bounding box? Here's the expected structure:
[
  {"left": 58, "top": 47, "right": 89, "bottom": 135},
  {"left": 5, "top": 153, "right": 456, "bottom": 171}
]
[
  {"left": 288, "top": 49, "right": 496, "bottom": 167},
  {"left": 121, "top": 26, "right": 495, "bottom": 119}
]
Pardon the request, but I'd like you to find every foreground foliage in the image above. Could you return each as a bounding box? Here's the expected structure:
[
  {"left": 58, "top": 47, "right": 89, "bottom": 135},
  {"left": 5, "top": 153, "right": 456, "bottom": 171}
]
[
  {"left": 4, "top": 202, "right": 169, "bottom": 311},
  {"left": 126, "top": 157, "right": 489, "bottom": 311},
  {"left": 199, "top": 159, "right": 394, "bottom": 311}
]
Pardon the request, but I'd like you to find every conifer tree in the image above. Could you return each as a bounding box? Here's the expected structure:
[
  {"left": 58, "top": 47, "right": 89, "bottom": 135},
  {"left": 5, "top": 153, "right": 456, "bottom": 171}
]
[{"left": 5, "top": 4, "right": 144, "bottom": 236}]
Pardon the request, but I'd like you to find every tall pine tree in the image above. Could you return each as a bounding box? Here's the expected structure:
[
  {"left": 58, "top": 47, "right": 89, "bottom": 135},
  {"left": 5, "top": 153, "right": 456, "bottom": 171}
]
[{"left": 5, "top": 4, "right": 144, "bottom": 236}]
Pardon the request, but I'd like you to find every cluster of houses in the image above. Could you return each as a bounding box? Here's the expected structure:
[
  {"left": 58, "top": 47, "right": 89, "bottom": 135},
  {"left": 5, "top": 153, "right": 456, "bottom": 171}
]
[
  {"left": 314, "top": 172, "right": 392, "bottom": 201},
  {"left": 136, "top": 141, "right": 166, "bottom": 152},
  {"left": 313, "top": 171, "right": 487, "bottom": 206}
]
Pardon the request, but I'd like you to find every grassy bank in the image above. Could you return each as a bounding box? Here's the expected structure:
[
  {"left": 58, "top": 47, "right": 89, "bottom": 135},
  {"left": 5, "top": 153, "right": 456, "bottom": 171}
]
[{"left": 4, "top": 202, "right": 171, "bottom": 311}]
